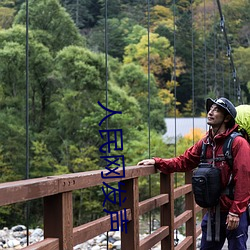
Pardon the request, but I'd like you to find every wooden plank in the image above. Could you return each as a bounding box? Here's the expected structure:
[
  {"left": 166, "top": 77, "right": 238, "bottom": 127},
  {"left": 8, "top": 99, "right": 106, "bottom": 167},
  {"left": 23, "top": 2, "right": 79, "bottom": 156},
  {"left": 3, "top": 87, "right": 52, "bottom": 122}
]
[
  {"left": 185, "top": 171, "right": 196, "bottom": 250},
  {"left": 73, "top": 209, "right": 132, "bottom": 245},
  {"left": 174, "top": 184, "right": 192, "bottom": 199},
  {"left": 175, "top": 236, "right": 193, "bottom": 250},
  {"left": 44, "top": 192, "right": 73, "bottom": 250},
  {"left": 195, "top": 204, "right": 203, "bottom": 213},
  {"left": 0, "top": 165, "right": 156, "bottom": 206},
  {"left": 174, "top": 210, "right": 192, "bottom": 229},
  {"left": 22, "top": 238, "right": 59, "bottom": 250},
  {"left": 139, "top": 226, "right": 169, "bottom": 250},
  {"left": 57, "top": 165, "right": 157, "bottom": 192},
  {"left": 139, "top": 194, "right": 169, "bottom": 215},
  {"left": 161, "top": 173, "right": 174, "bottom": 250},
  {"left": 0, "top": 177, "right": 59, "bottom": 206},
  {"left": 121, "top": 178, "right": 140, "bottom": 250},
  {"left": 196, "top": 226, "right": 202, "bottom": 237}
]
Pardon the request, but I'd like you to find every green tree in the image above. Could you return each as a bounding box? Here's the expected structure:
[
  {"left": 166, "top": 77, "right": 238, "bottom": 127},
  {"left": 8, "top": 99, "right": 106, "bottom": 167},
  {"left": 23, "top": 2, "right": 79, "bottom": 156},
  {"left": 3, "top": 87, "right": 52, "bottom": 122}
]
[
  {"left": 0, "top": 6, "right": 15, "bottom": 29},
  {"left": 14, "top": 0, "right": 84, "bottom": 52},
  {"left": 116, "top": 63, "right": 165, "bottom": 132},
  {"left": 234, "top": 46, "right": 250, "bottom": 102},
  {"left": 61, "top": 0, "right": 101, "bottom": 28}
]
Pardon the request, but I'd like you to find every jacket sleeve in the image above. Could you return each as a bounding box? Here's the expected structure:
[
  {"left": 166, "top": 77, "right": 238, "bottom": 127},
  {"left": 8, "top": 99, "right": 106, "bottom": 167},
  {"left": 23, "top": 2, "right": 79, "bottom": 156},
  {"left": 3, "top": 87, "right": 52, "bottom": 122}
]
[
  {"left": 229, "top": 136, "right": 250, "bottom": 215},
  {"left": 153, "top": 140, "right": 203, "bottom": 174}
]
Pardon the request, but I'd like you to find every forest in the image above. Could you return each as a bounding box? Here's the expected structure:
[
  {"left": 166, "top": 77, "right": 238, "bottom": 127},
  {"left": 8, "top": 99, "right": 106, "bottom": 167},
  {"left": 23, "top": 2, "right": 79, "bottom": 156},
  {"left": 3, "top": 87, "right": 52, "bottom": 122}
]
[{"left": 0, "top": 0, "right": 249, "bottom": 228}]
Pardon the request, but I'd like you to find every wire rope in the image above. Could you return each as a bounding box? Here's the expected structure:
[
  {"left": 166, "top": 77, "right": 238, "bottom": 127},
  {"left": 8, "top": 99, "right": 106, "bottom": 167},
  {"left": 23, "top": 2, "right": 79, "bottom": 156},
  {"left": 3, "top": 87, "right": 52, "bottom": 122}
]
[
  {"left": 173, "top": 1, "right": 177, "bottom": 159},
  {"left": 147, "top": 0, "right": 152, "bottom": 234},
  {"left": 203, "top": 0, "right": 207, "bottom": 98},
  {"left": 25, "top": 0, "right": 30, "bottom": 245},
  {"left": 213, "top": 0, "right": 217, "bottom": 94},
  {"left": 191, "top": 0, "right": 195, "bottom": 145},
  {"left": 172, "top": 0, "right": 179, "bottom": 245},
  {"left": 104, "top": 0, "right": 109, "bottom": 247},
  {"left": 215, "top": 0, "right": 242, "bottom": 104}
]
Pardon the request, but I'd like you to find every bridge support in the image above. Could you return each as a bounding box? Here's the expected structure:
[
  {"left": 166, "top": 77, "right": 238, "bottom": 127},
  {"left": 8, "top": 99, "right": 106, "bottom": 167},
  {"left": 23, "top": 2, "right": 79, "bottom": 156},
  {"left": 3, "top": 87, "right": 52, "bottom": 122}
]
[
  {"left": 161, "top": 173, "right": 174, "bottom": 250},
  {"left": 44, "top": 192, "right": 73, "bottom": 250},
  {"left": 185, "top": 172, "right": 197, "bottom": 250},
  {"left": 121, "top": 178, "right": 139, "bottom": 250}
]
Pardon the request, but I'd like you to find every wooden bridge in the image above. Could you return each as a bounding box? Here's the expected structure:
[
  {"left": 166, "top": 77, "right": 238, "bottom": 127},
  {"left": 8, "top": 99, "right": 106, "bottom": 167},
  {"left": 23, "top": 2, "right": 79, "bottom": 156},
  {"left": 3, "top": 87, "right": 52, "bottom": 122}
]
[{"left": 0, "top": 165, "right": 204, "bottom": 250}]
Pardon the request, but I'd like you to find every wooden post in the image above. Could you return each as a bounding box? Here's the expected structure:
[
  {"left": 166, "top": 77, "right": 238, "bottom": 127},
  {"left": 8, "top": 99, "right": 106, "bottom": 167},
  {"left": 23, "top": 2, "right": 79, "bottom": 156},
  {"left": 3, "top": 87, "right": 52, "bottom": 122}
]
[
  {"left": 121, "top": 178, "right": 139, "bottom": 250},
  {"left": 44, "top": 192, "right": 73, "bottom": 250},
  {"left": 185, "top": 171, "right": 196, "bottom": 250},
  {"left": 161, "top": 173, "right": 174, "bottom": 250}
]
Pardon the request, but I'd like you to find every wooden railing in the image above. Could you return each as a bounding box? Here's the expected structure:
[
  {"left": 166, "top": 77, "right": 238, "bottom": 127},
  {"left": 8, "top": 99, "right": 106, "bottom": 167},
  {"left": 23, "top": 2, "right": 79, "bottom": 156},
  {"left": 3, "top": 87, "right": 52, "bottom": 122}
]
[{"left": 0, "top": 165, "right": 203, "bottom": 250}]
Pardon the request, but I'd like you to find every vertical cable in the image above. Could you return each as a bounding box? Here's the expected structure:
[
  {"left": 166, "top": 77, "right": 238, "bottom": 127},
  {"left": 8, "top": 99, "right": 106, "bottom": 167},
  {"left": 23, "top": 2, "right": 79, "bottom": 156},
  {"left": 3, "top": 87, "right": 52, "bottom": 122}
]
[
  {"left": 173, "top": 0, "right": 179, "bottom": 245},
  {"left": 76, "top": 0, "right": 79, "bottom": 27},
  {"left": 173, "top": 1, "right": 177, "bottom": 157},
  {"left": 147, "top": 0, "right": 152, "bottom": 234},
  {"left": 213, "top": 0, "right": 217, "bottom": 94},
  {"left": 216, "top": 0, "right": 241, "bottom": 103},
  {"left": 220, "top": 38, "right": 225, "bottom": 96},
  {"left": 104, "top": 0, "right": 109, "bottom": 247},
  {"left": 203, "top": 0, "right": 207, "bottom": 97},
  {"left": 105, "top": 1, "right": 108, "bottom": 107},
  {"left": 25, "top": 0, "right": 30, "bottom": 245},
  {"left": 191, "top": 0, "right": 195, "bottom": 145},
  {"left": 228, "top": 64, "right": 231, "bottom": 100}
]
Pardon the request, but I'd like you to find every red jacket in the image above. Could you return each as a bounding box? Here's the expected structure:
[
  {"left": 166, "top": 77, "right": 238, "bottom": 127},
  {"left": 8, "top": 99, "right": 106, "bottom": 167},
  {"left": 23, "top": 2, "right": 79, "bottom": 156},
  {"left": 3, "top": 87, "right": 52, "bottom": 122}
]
[{"left": 154, "top": 124, "right": 250, "bottom": 216}]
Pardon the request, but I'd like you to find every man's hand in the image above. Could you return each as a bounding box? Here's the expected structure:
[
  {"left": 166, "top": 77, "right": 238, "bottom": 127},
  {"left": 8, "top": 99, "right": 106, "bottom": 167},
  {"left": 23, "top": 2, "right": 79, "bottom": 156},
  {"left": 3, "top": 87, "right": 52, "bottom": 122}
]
[
  {"left": 226, "top": 213, "right": 240, "bottom": 230},
  {"left": 137, "top": 159, "right": 155, "bottom": 166}
]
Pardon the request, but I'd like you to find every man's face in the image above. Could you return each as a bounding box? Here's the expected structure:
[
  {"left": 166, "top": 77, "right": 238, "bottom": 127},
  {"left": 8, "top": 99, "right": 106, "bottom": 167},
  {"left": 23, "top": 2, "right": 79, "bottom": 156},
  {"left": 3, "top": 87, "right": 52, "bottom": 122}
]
[{"left": 207, "top": 104, "right": 226, "bottom": 127}]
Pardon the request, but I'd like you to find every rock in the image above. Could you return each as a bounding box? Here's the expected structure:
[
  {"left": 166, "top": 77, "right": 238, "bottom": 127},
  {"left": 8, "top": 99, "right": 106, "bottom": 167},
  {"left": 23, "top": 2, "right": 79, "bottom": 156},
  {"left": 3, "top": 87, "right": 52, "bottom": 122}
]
[
  {"left": 112, "top": 231, "right": 120, "bottom": 240},
  {"left": 92, "top": 245, "right": 101, "bottom": 250},
  {"left": 0, "top": 224, "right": 189, "bottom": 249},
  {"left": 95, "top": 234, "right": 106, "bottom": 243},
  {"left": 113, "top": 240, "right": 121, "bottom": 249},
  {"left": 11, "top": 226, "right": 26, "bottom": 232},
  {"left": 0, "top": 230, "right": 7, "bottom": 238},
  {"left": 30, "top": 228, "right": 43, "bottom": 238},
  {"left": 7, "top": 239, "right": 20, "bottom": 247},
  {"left": 108, "top": 237, "right": 116, "bottom": 243}
]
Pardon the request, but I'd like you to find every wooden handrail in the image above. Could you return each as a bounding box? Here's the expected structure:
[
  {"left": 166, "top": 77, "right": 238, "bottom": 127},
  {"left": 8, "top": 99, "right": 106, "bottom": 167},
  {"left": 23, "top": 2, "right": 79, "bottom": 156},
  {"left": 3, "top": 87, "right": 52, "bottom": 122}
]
[{"left": 0, "top": 165, "right": 203, "bottom": 249}]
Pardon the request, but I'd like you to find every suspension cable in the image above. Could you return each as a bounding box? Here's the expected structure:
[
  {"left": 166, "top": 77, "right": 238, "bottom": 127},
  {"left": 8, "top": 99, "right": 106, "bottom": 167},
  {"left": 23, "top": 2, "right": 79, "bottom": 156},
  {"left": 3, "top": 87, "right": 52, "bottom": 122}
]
[
  {"left": 191, "top": 0, "right": 195, "bottom": 144},
  {"left": 173, "top": 1, "right": 177, "bottom": 159},
  {"left": 172, "top": 0, "right": 179, "bottom": 246},
  {"left": 203, "top": 0, "right": 207, "bottom": 97},
  {"left": 147, "top": 0, "right": 152, "bottom": 234},
  {"left": 213, "top": 0, "right": 217, "bottom": 94},
  {"left": 216, "top": 0, "right": 242, "bottom": 104},
  {"left": 104, "top": 0, "right": 109, "bottom": 247},
  {"left": 25, "top": 0, "right": 30, "bottom": 245}
]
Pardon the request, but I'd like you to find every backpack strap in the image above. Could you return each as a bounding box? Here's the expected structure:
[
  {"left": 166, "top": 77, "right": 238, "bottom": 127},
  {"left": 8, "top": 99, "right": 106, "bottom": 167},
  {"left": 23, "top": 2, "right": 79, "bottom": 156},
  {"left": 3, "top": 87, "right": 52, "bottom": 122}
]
[
  {"left": 200, "top": 142, "right": 208, "bottom": 162},
  {"left": 223, "top": 131, "right": 242, "bottom": 169},
  {"left": 223, "top": 132, "right": 242, "bottom": 200}
]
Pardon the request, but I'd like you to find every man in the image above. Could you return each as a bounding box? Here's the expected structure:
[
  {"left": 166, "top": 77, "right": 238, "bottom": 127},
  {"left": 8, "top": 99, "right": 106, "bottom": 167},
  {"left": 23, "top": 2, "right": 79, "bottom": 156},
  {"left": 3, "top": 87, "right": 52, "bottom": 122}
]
[{"left": 138, "top": 97, "right": 250, "bottom": 250}]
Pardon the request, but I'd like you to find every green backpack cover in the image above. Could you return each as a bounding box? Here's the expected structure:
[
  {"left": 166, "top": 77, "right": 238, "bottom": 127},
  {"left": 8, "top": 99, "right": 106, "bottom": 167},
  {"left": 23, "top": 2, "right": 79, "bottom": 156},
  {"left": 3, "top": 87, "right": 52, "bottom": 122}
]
[{"left": 235, "top": 105, "right": 250, "bottom": 140}]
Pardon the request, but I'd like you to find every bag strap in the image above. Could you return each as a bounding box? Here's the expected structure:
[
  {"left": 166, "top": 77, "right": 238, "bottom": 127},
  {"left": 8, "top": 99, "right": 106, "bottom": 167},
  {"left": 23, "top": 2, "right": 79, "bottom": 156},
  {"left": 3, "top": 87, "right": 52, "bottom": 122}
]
[
  {"left": 223, "top": 131, "right": 242, "bottom": 169},
  {"left": 200, "top": 142, "right": 208, "bottom": 163}
]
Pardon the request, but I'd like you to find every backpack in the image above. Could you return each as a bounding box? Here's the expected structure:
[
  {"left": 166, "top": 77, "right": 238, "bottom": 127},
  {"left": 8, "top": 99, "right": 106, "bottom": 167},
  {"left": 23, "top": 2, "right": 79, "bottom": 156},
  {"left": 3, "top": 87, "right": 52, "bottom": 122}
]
[
  {"left": 235, "top": 105, "right": 250, "bottom": 142},
  {"left": 192, "top": 162, "right": 221, "bottom": 208},
  {"left": 192, "top": 131, "right": 241, "bottom": 208}
]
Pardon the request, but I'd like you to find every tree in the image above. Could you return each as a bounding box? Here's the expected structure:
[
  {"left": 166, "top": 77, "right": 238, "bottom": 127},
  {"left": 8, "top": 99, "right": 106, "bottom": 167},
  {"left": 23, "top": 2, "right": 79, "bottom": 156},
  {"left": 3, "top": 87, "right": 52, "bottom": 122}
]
[
  {"left": 0, "top": 6, "right": 15, "bottom": 29},
  {"left": 234, "top": 46, "right": 250, "bottom": 102},
  {"left": 14, "top": 0, "right": 84, "bottom": 52},
  {"left": 116, "top": 62, "right": 166, "bottom": 132},
  {"left": 61, "top": 0, "right": 101, "bottom": 29}
]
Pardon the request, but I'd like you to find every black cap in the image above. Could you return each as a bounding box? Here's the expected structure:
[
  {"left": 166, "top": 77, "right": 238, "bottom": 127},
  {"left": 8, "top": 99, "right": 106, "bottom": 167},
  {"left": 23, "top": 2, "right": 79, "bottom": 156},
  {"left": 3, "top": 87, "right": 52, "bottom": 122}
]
[{"left": 206, "top": 97, "right": 237, "bottom": 119}]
